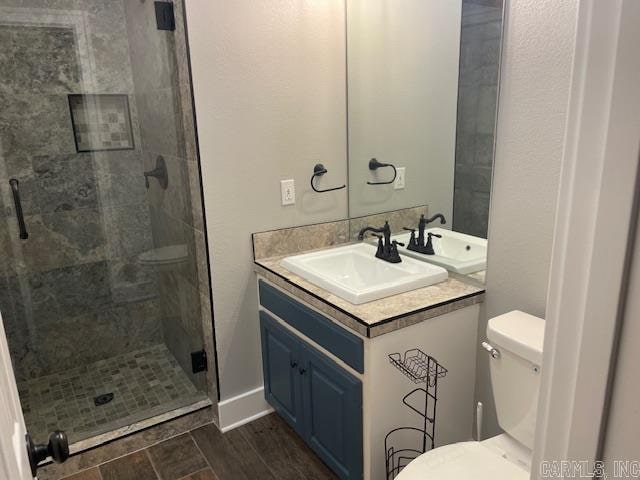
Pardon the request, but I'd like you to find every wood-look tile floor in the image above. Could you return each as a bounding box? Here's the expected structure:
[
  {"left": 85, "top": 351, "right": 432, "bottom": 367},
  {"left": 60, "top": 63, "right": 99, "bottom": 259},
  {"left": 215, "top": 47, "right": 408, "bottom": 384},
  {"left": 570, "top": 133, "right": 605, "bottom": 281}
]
[{"left": 58, "top": 414, "right": 338, "bottom": 480}]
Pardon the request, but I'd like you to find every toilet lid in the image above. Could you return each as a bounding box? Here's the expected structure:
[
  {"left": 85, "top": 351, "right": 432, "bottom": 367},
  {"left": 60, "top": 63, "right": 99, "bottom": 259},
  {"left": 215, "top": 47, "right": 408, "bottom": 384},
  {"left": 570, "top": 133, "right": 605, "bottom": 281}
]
[{"left": 395, "top": 441, "right": 529, "bottom": 480}]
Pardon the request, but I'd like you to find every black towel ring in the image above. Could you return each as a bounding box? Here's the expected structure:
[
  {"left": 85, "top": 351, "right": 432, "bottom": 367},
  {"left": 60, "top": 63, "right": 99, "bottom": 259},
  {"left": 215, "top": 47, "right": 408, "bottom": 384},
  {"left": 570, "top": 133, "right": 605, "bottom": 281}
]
[
  {"left": 310, "top": 163, "right": 346, "bottom": 193},
  {"left": 367, "top": 158, "right": 397, "bottom": 185}
]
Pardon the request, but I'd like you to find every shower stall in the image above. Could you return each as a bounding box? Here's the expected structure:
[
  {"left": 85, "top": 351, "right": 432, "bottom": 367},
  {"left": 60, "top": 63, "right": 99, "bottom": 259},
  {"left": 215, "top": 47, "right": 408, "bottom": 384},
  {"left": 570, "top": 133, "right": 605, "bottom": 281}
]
[{"left": 0, "top": 0, "right": 217, "bottom": 450}]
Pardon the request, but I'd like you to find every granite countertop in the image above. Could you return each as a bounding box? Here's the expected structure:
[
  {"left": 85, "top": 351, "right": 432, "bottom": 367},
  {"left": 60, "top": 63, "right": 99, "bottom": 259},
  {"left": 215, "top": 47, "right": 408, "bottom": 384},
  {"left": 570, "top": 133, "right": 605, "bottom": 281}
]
[{"left": 254, "top": 251, "right": 485, "bottom": 338}]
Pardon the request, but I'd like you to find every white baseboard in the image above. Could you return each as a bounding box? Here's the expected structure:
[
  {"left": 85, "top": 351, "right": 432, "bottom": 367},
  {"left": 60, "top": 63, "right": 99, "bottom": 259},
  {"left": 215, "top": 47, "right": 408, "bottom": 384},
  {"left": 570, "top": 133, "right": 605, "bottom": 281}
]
[{"left": 218, "top": 386, "right": 273, "bottom": 433}]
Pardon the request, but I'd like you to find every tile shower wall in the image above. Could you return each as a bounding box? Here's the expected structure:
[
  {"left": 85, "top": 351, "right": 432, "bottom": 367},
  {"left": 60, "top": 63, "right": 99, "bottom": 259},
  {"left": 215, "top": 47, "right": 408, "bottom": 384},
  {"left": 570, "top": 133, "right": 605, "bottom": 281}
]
[
  {"left": 123, "top": 0, "right": 215, "bottom": 397},
  {"left": 0, "top": 0, "right": 161, "bottom": 381},
  {"left": 452, "top": 0, "right": 503, "bottom": 238}
]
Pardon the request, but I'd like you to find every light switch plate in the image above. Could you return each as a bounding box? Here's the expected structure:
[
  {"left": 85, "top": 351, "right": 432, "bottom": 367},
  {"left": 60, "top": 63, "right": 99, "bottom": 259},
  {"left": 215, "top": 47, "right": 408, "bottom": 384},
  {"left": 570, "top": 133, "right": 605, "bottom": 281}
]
[
  {"left": 281, "top": 179, "right": 295, "bottom": 205},
  {"left": 394, "top": 167, "right": 406, "bottom": 190}
]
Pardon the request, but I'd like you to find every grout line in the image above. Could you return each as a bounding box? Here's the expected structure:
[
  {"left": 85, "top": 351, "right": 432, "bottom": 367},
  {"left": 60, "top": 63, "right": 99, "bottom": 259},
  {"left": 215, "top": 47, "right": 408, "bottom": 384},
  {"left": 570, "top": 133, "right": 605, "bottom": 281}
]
[
  {"left": 189, "top": 430, "right": 217, "bottom": 476},
  {"left": 238, "top": 415, "right": 333, "bottom": 480},
  {"left": 97, "top": 422, "right": 215, "bottom": 468},
  {"left": 176, "top": 466, "right": 211, "bottom": 480},
  {"left": 145, "top": 448, "right": 162, "bottom": 480},
  {"left": 58, "top": 465, "right": 104, "bottom": 480},
  {"left": 53, "top": 420, "right": 217, "bottom": 480},
  {"left": 235, "top": 418, "right": 283, "bottom": 479}
]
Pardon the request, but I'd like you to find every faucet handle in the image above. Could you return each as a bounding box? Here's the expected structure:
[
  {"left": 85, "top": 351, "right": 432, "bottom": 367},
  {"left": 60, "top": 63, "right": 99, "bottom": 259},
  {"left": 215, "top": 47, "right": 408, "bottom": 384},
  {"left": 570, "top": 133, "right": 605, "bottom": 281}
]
[
  {"left": 427, "top": 233, "right": 442, "bottom": 239},
  {"left": 388, "top": 240, "right": 404, "bottom": 263},
  {"left": 372, "top": 233, "right": 384, "bottom": 255},
  {"left": 402, "top": 227, "right": 416, "bottom": 233}
]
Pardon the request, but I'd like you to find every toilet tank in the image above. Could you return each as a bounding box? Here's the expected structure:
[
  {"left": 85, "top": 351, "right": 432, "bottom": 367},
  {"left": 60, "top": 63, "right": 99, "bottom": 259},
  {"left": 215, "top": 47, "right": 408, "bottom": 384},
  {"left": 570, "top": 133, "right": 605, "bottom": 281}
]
[{"left": 487, "top": 311, "right": 545, "bottom": 449}]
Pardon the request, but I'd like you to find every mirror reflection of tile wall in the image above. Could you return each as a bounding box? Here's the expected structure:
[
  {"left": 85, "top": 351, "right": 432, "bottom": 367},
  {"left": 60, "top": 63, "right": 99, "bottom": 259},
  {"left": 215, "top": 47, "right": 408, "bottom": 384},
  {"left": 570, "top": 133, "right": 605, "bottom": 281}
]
[{"left": 452, "top": 0, "right": 503, "bottom": 238}]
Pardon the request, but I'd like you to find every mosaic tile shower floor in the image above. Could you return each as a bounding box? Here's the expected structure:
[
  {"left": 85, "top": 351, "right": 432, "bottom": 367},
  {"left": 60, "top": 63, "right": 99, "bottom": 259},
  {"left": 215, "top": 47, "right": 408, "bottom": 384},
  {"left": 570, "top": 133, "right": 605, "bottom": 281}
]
[{"left": 18, "top": 344, "right": 208, "bottom": 445}]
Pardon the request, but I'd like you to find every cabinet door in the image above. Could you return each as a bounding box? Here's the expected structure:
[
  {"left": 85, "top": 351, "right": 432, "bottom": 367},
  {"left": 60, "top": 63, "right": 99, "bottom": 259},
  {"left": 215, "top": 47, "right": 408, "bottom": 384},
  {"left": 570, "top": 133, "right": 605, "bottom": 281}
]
[
  {"left": 260, "top": 312, "right": 304, "bottom": 434},
  {"left": 300, "top": 343, "right": 363, "bottom": 480}
]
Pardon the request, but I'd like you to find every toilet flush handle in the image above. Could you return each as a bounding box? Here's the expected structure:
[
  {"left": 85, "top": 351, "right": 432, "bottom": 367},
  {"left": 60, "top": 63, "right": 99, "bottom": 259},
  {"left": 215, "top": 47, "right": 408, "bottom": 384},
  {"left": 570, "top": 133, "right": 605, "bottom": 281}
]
[{"left": 481, "top": 341, "right": 500, "bottom": 359}]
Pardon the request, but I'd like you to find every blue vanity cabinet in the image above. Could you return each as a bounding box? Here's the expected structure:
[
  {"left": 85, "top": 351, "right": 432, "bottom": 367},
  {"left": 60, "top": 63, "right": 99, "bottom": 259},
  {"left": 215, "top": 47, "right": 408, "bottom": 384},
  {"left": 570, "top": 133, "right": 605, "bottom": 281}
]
[
  {"left": 260, "top": 311, "right": 305, "bottom": 435},
  {"left": 260, "top": 311, "right": 363, "bottom": 480},
  {"left": 300, "top": 340, "right": 363, "bottom": 480}
]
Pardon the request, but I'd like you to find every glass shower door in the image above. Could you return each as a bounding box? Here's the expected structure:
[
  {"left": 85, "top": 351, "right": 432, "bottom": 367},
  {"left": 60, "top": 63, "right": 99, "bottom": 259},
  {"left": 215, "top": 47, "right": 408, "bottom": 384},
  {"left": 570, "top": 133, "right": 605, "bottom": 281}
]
[{"left": 0, "top": 0, "right": 214, "bottom": 448}]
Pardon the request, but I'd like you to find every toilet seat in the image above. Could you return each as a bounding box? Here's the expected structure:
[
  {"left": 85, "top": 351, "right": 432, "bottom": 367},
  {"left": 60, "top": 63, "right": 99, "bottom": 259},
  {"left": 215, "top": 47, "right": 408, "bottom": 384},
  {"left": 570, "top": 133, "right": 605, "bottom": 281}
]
[{"left": 395, "top": 441, "right": 529, "bottom": 480}]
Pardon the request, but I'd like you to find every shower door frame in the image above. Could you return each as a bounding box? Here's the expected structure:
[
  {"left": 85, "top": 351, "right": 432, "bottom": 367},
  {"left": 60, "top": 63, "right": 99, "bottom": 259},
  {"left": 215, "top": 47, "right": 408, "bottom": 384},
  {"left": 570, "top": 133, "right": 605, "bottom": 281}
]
[{"left": 0, "top": 1, "right": 220, "bottom": 454}]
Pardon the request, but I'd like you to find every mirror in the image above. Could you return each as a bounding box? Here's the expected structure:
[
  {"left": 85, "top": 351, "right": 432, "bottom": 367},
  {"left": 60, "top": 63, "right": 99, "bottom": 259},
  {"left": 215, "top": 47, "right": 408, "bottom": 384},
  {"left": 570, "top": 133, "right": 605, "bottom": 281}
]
[{"left": 346, "top": 0, "right": 504, "bottom": 281}]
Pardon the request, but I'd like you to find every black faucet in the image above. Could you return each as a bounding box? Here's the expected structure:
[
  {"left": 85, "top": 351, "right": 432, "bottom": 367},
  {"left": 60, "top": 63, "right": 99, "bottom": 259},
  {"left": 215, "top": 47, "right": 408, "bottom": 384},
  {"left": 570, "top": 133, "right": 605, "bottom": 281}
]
[
  {"left": 404, "top": 213, "right": 446, "bottom": 255},
  {"left": 357, "top": 221, "right": 404, "bottom": 263}
]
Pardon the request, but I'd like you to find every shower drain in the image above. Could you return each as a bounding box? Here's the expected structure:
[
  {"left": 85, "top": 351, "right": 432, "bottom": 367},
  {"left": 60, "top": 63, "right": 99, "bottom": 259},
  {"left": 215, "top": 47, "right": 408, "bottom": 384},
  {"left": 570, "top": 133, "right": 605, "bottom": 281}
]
[{"left": 94, "top": 393, "right": 115, "bottom": 406}]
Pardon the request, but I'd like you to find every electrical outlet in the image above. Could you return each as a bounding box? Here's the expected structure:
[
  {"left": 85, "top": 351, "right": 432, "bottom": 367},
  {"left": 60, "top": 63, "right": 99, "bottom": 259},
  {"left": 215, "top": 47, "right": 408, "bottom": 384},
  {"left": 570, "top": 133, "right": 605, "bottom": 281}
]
[
  {"left": 280, "top": 179, "right": 295, "bottom": 205},
  {"left": 394, "top": 167, "right": 406, "bottom": 190}
]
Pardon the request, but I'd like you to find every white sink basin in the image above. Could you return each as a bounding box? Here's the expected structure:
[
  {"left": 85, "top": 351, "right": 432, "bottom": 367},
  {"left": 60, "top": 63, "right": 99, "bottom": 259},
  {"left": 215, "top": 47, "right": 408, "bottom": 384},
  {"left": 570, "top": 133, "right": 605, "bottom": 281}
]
[
  {"left": 280, "top": 243, "right": 448, "bottom": 305},
  {"left": 392, "top": 228, "right": 487, "bottom": 274}
]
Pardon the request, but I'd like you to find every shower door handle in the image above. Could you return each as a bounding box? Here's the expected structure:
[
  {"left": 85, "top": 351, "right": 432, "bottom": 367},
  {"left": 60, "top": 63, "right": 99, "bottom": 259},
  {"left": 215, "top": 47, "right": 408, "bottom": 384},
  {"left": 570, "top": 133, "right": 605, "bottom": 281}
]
[{"left": 9, "top": 178, "right": 28, "bottom": 240}]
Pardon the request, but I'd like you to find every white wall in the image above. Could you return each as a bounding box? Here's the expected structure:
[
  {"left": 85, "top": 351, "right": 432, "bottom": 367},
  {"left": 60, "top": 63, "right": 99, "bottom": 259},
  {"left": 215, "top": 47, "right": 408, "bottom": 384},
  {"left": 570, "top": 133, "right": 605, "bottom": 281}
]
[
  {"left": 593, "top": 0, "right": 640, "bottom": 466},
  {"left": 600, "top": 1, "right": 640, "bottom": 448},
  {"left": 602, "top": 210, "right": 640, "bottom": 469},
  {"left": 185, "top": 1, "right": 348, "bottom": 401},
  {"left": 347, "top": 0, "right": 461, "bottom": 219},
  {"left": 187, "top": 0, "right": 580, "bottom": 434},
  {"left": 475, "top": 0, "right": 578, "bottom": 437}
]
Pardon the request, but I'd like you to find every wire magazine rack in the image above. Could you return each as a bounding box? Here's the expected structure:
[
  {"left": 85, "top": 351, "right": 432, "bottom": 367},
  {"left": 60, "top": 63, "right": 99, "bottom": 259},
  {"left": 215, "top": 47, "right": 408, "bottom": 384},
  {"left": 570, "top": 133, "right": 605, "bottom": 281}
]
[{"left": 385, "top": 349, "right": 448, "bottom": 479}]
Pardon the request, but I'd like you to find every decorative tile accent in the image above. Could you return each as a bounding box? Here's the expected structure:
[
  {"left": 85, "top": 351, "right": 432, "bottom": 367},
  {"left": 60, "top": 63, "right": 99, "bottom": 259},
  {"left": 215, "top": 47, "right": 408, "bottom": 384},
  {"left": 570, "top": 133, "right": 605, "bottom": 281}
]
[
  {"left": 348, "top": 205, "right": 429, "bottom": 241},
  {"left": 69, "top": 94, "right": 134, "bottom": 152},
  {"left": 252, "top": 220, "right": 349, "bottom": 260},
  {"left": 18, "top": 344, "right": 208, "bottom": 446}
]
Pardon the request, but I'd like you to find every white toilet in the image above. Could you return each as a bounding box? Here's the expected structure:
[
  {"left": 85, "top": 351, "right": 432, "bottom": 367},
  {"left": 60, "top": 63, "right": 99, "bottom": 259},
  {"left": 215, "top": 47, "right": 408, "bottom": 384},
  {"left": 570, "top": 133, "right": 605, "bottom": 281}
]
[{"left": 396, "top": 310, "right": 545, "bottom": 479}]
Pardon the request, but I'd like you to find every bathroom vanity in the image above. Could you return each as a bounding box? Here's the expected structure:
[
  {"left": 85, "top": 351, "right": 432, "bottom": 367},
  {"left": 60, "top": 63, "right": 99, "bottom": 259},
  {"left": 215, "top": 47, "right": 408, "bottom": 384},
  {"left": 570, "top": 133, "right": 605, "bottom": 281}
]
[
  {"left": 246, "top": 0, "right": 501, "bottom": 474},
  {"left": 253, "top": 225, "right": 485, "bottom": 480}
]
